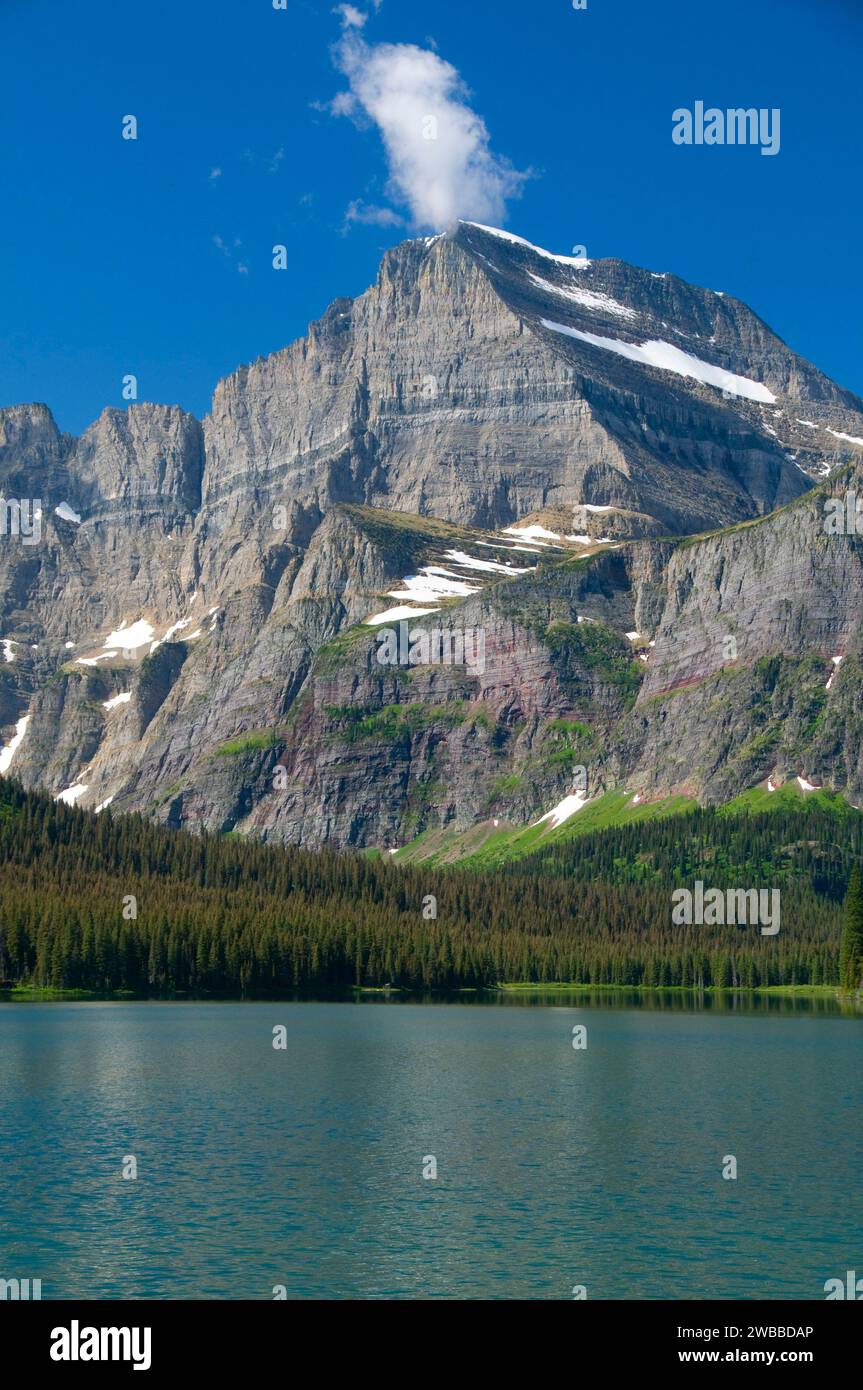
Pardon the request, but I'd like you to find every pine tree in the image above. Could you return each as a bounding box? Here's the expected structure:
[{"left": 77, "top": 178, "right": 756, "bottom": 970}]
[{"left": 839, "top": 866, "right": 863, "bottom": 992}]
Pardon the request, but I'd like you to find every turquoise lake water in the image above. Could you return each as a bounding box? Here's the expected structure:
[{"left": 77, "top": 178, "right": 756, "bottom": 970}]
[{"left": 0, "top": 998, "right": 860, "bottom": 1299}]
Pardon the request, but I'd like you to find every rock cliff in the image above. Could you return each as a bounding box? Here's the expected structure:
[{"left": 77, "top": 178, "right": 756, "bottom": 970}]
[{"left": 2, "top": 222, "right": 862, "bottom": 846}]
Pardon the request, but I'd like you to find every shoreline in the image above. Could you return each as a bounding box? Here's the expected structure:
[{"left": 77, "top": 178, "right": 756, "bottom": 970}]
[{"left": 1, "top": 982, "right": 858, "bottom": 1005}]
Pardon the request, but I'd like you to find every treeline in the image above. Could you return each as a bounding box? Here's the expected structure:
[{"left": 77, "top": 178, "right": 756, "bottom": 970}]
[
  {"left": 517, "top": 803, "right": 863, "bottom": 898},
  {"left": 0, "top": 779, "right": 855, "bottom": 994}
]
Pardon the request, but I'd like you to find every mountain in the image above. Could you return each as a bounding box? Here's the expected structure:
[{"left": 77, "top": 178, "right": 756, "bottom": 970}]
[{"left": 1, "top": 221, "right": 862, "bottom": 850}]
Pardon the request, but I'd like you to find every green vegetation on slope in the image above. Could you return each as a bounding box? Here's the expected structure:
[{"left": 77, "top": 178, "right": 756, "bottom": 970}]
[
  {"left": 393, "top": 790, "right": 697, "bottom": 868},
  {"left": 0, "top": 777, "right": 858, "bottom": 996},
  {"left": 324, "top": 701, "right": 468, "bottom": 744},
  {"left": 212, "top": 730, "right": 281, "bottom": 758},
  {"left": 721, "top": 781, "right": 855, "bottom": 818}
]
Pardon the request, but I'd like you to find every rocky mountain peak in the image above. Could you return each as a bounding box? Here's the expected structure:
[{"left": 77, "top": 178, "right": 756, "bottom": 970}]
[{"left": 1, "top": 226, "right": 862, "bottom": 848}]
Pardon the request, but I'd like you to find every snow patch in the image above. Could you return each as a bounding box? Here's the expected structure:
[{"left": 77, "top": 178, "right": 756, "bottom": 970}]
[
  {"left": 150, "top": 617, "right": 191, "bottom": 652},
  {"left": 95, "top": 795, "right": 115, "bottom": 814},
  {"left": 54, "top": 502, "right": 82, "bottom": 524},
  {"left": 540, "top": 319, "right": 776, "bottom": 403},
  {"left": 826, "top": 655, "right": 844, "bottom": 691},
  {"left": 163, "top": 617, "right": 191, "bottom": 642},
  {"left": 386, "top": 569, "right": 480, "bottom": 604},
  {"left": 103, "top": 620, "right": 155, "bottom": 650},
  {"left": 0, "top": 714, "right": 29, "bottom": 773},
  {"left": 1, "top": 640, "right": 15, "bottom": 663},
  {"left": 533, "top": 791, "right": 590, "bottom": 830},
  {"left": 102, "top": 692, "right": 132, "bottom": 711},
  {"left": 527, "top": 273, "right": 637, "bottom": 320},
  {"left": 827, "top": 428, "right": 863, "bottom": 447},
  {"left": 462, "top": 222, "right": 592, "bottom": 267},
  {"left": 502, "top": 524, "right": 561, "bottom": 541},
  {"left": 55, "top": 783, "right": 88, "bottom": 806},
  {"left": 796, "top": 776, "right": 820, "bottom": 792},
  {"left": 77, "top": 652, "right": 118, "bottom": 666},
  {"left": 476, "top": 541, "right": 543, "bottom": 554},
  {"left": 443, "top": 549, "right": 533, "bottom": 575},
  {"left": 365, "top": 605, "right": 440, "bottom": 626}
]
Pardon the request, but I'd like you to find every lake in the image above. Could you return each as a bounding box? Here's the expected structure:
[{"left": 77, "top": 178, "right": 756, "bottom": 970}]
[{"left": 1, "top": 997, "right": 861, "bottom": 1299}]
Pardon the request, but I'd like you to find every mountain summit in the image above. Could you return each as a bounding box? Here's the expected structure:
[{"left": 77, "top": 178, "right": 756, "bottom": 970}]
[{"left": 1, "top": 224, "right": 862, "bottom": 846}]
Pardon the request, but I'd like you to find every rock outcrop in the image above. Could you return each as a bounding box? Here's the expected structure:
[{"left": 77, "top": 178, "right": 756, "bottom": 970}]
[{"left": 1, "top": 222, "right": 862, "bottom": 845}]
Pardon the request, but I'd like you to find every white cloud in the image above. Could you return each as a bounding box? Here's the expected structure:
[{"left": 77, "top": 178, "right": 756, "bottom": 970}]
[
  {"left": 208, "top": 166, "right": 222, "bottom": 182},
  {"left": 344, "top": 197, "right": 405, "bottom": 228},
  {"left": 329, "top": 91, "right": 357, "bottom": 117},
  {"left": 331, "top": 34, "right": 527, "bottom": 230},
  {"left": 213, "top": 235, "right": 248, "bottom": 274},
  {"left": 334, "top": 4, "right": 367, "bottom": 27}
]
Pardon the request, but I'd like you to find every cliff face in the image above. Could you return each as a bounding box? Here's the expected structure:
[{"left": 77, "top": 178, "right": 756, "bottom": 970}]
[
  {"left": 1, "top": 223, "right": 862, "bottom": 844},
  {"left": 610, "top": 471, "right": 863, "bottom": 805},
  {"left": 236, "top": 467, "right": 862, "bottom": 851}
]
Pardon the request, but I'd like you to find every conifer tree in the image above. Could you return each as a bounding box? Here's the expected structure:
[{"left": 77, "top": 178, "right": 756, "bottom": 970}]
[{"left": 839, "top": 866, "right": 863, "bottom": 992}]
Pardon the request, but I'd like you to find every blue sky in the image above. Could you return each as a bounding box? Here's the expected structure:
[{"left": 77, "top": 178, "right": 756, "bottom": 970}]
[{"left": 1, "top": 0, "right": 860, "bottom": 435}]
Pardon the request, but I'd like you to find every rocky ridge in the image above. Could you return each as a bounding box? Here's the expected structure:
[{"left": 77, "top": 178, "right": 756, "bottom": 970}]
[{"left": 1, "top": 222, "right": 862, "bottom": 847}]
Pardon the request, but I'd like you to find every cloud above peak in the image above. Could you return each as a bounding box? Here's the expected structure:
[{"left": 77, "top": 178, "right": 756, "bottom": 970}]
[
  {"left": 344, "top": 198, "right": 405, "bottom": 229},
  {"left": 331, "top": 34, "right": 528, "bottom": 231},
  {"left": 334, "top": 4, "right": 367, "bottom": 29}
]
